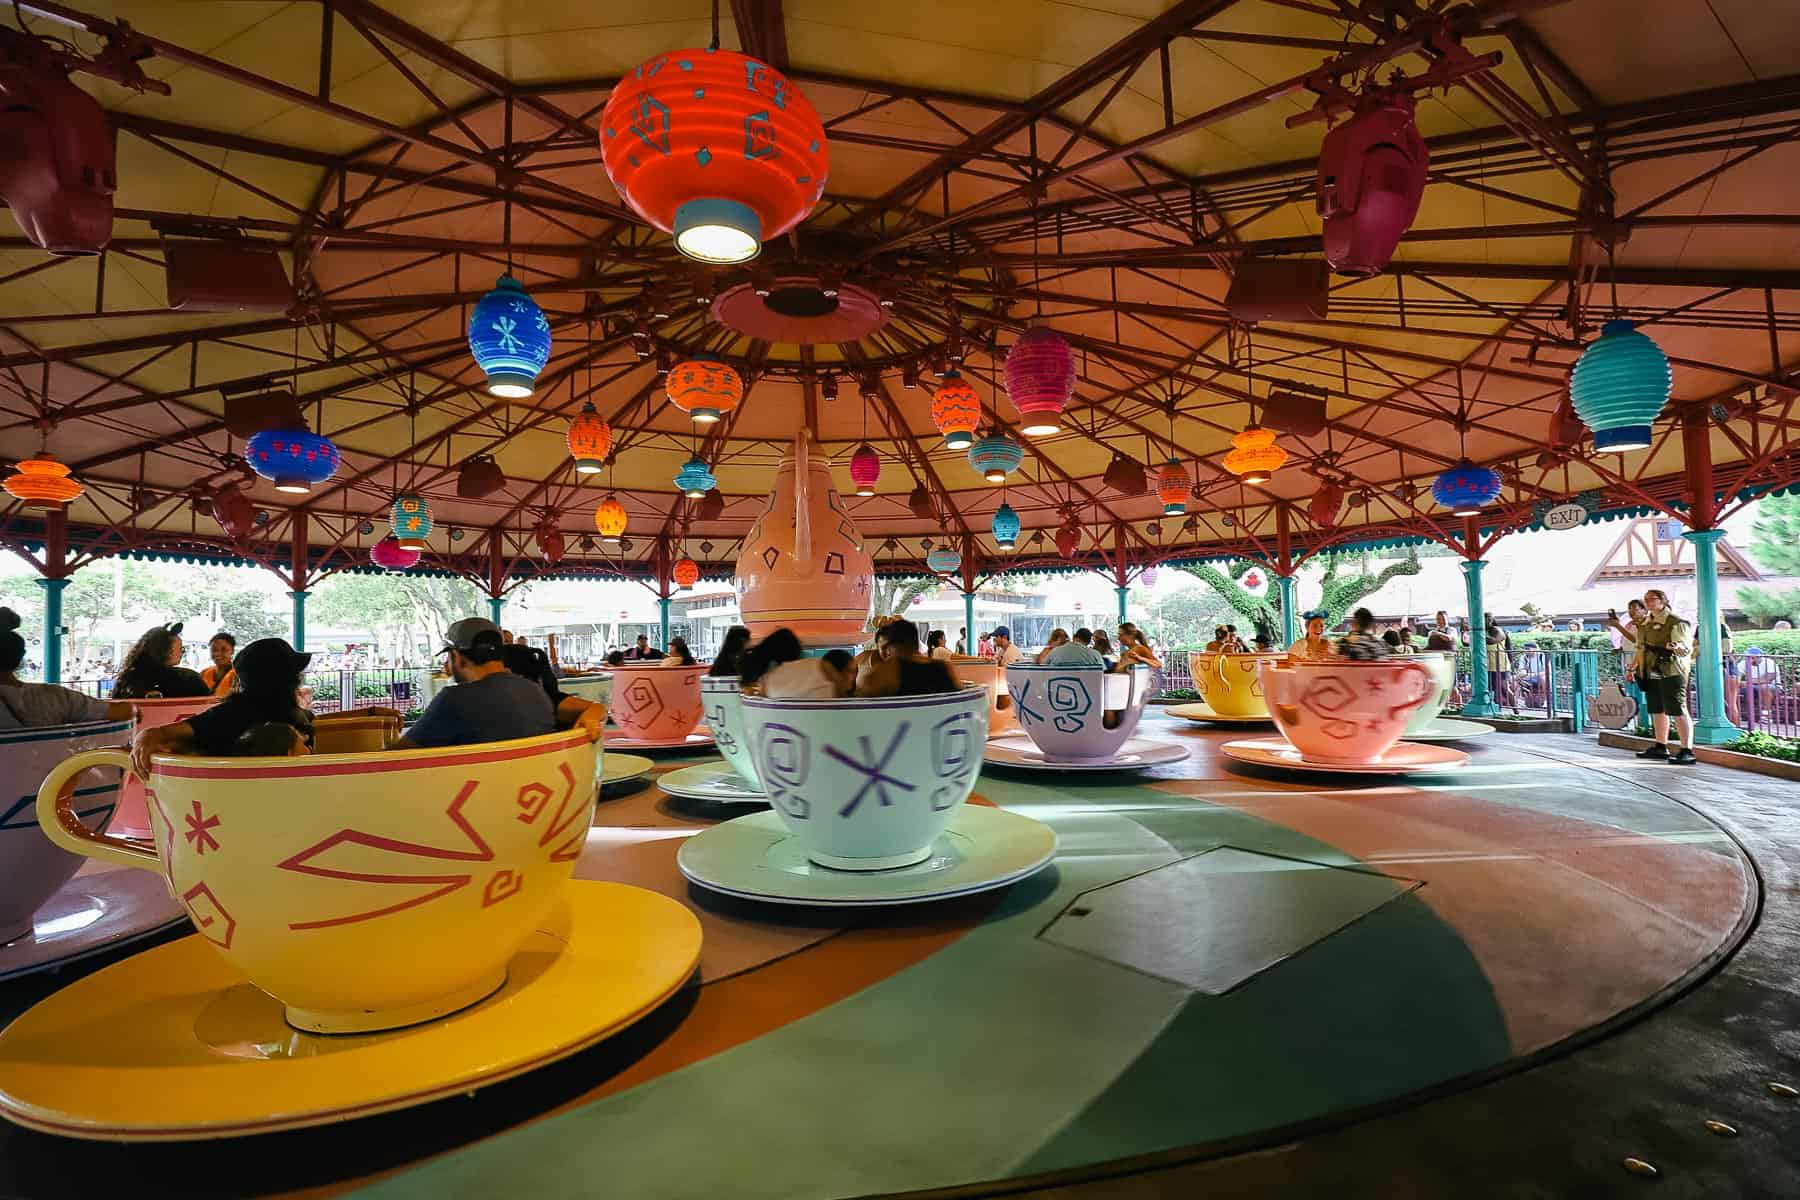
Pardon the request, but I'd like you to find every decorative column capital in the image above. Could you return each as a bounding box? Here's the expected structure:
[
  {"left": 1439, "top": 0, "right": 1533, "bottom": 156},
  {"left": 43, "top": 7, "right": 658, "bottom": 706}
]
[
  {"left": 1458, "top": 558, "right": 1488, "bottom": 576},
  {"left": 1681, "top": 527, "right": 1727, "bottom": 546}
]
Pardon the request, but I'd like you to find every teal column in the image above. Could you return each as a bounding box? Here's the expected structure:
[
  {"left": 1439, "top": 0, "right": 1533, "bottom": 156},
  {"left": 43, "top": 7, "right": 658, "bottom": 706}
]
[
  {"left": 289, "top": 589, "right": 309, "bottom": 652},
  {"left": 1459, "top": 559, "right": 1498, "bottom": 717},
  {"left": 658, "top": 596, "right": 672, "bottom": 648},
  {"left": 36, "top": 577, "right": 67, "bottom": 683},
  {"left": 1684, "top": 528, "right": 1739, "bottom": 744},
  {"left": 963, "top": 590, "right": 976, "bottom": 650},
  {"left": 1115, "top": 585, "right": 1129, "bottom": 626},
  {"left": 1274, "top": 574, "right": 1299, "bottom": 646},
  {"left": 487, "top": 596, "right": 505, "bottom": 627}
]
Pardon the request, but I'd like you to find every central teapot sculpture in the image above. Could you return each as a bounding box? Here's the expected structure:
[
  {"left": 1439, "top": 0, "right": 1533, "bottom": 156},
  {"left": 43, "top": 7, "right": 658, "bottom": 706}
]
[{"left": 735, "top": 431, "right": 873, "bottom": 645}]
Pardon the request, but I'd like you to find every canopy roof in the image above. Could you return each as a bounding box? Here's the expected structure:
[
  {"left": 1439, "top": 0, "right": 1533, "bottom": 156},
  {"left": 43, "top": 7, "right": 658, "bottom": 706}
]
[{"left": 4, "top": 0, "right": 1800, "bottom": 590}]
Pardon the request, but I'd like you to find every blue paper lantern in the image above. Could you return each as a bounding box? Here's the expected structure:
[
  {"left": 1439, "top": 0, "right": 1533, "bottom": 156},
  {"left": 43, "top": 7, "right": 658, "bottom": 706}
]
[
  {"left": 1569, "top": 319, "right": 1670, "bottom": 452},
  {"left": 391, "top": 493, "right": 432, "bottom": 550},
  {"left": 674, "top": 456, "right": 717, "bottom": 498},
  {"left": 468, "top": 274, "right": 552, "bottom": 398},
  {"left": 968, "top": 433, "right": 1023, "bottom": 483},
  {"left": 1431, "top": 460, "right": 1503, "bottom": 516},
  {"left": 991, "top": 502, "right": 1021, "bottom": 549},
  {"left": 926, "top": 546, "right": 962, "bottom": 574},
  {"left": 245, "top": 428, "right": 339, "bottom": 495}
]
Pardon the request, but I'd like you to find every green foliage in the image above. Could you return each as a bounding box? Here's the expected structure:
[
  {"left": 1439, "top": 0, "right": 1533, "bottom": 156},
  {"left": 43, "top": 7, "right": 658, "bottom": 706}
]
[
  {"left": 870, "top": 577, "right": 938, "bottom": 623},
  {"left": 310, "top": 574, "right": 496, "bottom": 658},
  {"left": 1737, "top": 495, "right": 1800, "bottom": 624},
  {"left": 1182, "top": 549, "right": 1423, "bottom": 639},
  {"left": 1727, "top": 731, "right": 1800, "bottom": 762}
]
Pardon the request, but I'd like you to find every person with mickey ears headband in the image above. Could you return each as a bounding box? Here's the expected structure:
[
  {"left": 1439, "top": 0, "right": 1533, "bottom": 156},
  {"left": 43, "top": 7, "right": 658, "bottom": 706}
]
[
  {"left": 110, "top": 621, "right": 212, "bottom": 700},
  {"left": 0, "top": 606, "right": 135, "bottom": 728}
]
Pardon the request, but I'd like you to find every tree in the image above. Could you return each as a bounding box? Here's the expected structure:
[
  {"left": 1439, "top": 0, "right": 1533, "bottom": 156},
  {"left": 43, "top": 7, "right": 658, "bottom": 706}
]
[
  {"left": 311, "top": 573, "right": 495, "bottom": 663},
  {"left": 1180, "top": 549, "right": 1423, "bottom": 638},
  {"left": 870, "top": 577, "right": 939, "bottom": 626},
  {"left": 1736, "top": 494, "right": 1800, "bottom": 626}
]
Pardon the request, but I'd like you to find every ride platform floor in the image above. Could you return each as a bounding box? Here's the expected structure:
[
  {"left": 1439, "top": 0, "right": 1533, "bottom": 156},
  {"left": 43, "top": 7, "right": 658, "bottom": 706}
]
[{"left": 0, "top": 716, "right": 1789, "bottom": 1199}]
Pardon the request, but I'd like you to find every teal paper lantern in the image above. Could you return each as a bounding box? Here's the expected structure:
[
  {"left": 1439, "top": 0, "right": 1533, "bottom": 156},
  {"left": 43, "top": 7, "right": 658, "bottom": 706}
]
[
  {"left": 968, "top": 433, "right": 1023, "bottom": 483},
  {"left": 991, "top": 502, "right": 1020, "bottom": 549},
  {"left": 674, "top": 456, "right": 716, "bottom": 498},
  {"left": 926, "top": 546, "right": 961, "bottom": 574},
  {"left": 1569, "top": 319, "right": 1670, "bottom": 453},
  {"left": 391, "top": 493, "right": 432, "bottom": 550}
]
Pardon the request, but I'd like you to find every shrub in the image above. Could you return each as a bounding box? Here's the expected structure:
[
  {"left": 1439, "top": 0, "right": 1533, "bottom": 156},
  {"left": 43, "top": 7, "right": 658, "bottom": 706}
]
[{"left": 1727, "top": 731, "right": 1800, "bottom": 762}]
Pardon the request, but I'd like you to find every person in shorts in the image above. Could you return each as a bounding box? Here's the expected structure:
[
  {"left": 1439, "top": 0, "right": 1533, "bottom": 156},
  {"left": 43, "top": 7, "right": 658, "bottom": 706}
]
[{"left": 1633, "top": 589, "right": 1695, "bottom": 764}]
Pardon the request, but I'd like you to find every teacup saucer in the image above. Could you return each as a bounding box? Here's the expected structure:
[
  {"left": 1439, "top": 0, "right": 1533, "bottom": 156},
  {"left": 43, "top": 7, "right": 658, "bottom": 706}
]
[
  {"left": 982, "top": 733, "right": 1191, "bottom": 772},
  {"left": 0, "top": 868, "right": 187, "bottom": 982},
  {"left": 1163, "top": 702, "right": 1271, "bottom": 725},
  {"left": 1221, "top": 738, "right": 1470, "bottom": 774},
  {"left": 601, "top": 753, "right": 655, "bottom": 786},
  {"left": 0, "top": 881, "right": 701, "bottom": 1141},
  {"left": 677, "top": 805, "right": 1056, "bottom": 907},
  {"left": 1401, "top": 717, "right": 1496, "bottom": 742},
  {"left": 656, "top": 762, "right": 767, "bottom": 804},
  {"left": 604, "top": 730, "right": 717, "bottom": 752}
]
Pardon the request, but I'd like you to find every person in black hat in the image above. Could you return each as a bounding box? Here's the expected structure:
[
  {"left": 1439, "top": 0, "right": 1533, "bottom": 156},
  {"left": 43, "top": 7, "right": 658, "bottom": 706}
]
[
  {"left": 129, "top": 637, "right": 398, "bottom": 776},
  {"left": 393, "top": 617, "right": 605, "bottom": 750}
]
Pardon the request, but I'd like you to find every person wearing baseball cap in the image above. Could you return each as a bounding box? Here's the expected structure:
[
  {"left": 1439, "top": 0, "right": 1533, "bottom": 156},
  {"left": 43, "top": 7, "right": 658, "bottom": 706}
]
[
  {"left": 392, "top": 617, "right": 605, "bottom": 749},
  {"left": 988, "top": 626, "right": 1021, "bottom": 668},
  {"left": 130, "top": 637, "right": 404, "bottom": 775}
]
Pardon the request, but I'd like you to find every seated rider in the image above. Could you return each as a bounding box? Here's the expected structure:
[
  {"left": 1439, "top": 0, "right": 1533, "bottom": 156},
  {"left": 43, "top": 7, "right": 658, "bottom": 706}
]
[
  {"left": 130, "top": 638, "right": 400, "bottom": 776},
  {"left": 1043, "top": 627, "right": 1106, "bottom": 668},
  {"left": 856, "top": 619, "right": 958, "bottom": 697},
  {"left": 394, "top": 619, "right": 605, "bottom": 749}
]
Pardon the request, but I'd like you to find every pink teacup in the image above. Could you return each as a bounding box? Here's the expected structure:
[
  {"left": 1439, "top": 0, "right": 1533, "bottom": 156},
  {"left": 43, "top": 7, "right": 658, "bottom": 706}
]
[
  {"left": 1259, "top": 658, "right": 1436, "bottom": 765},
  {"left": 949, "top": 658, "right": 1018, "bottom": 738},
  {"left": 115, "top": 696, "right": 217, "bottom": 838},
  {"left": 607, "top": 663, "right": 705, "bottom": 742}
]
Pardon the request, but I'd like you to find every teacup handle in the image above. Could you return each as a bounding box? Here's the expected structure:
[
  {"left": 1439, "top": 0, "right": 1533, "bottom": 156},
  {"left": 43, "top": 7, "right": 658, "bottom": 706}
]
[
  {"left": 1264, "top": 664, "right": 1292, "bottom": 707},
  {"left": 36, "top": 749, "right": 161, "bottom": 872},
  {"left": 1393, "top": 661, "right": 1435, "bottom": 716}
]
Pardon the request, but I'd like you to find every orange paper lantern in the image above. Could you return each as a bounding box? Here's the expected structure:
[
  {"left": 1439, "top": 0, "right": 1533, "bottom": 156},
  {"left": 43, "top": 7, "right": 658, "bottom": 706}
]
[
  {"left": 594, "top": 495, "right": 628, "bottom": 541},
  {"left": 3, "top": 455, "right": 81, "bottom": 508},
  {"left": 567, "top": 403, "right": 613, "bottom": 471},
  {"left": 1156, "top": 460, "right": 1191, "bottom": 515},
  {"left": 1222, "top": 427, "right": 1287, "bottom": 485},
  {"left": 672, "top": 556, "right": 701, "bottom": 589},
  {"left": 666, "top": 358, "right": 743, "bottom": 424},
  {"left": 930, "top": 372, "right": 981, "bottom": 450}
]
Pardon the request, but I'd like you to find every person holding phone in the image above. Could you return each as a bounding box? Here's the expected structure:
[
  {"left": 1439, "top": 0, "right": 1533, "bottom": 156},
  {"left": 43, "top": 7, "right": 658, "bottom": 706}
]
[{"left": 1633, "top": 589, "right": 1695, "bottom": 763}]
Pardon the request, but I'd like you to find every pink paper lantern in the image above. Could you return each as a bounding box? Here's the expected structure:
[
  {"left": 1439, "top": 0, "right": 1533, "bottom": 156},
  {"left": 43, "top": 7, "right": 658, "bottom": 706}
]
[
  {"left": 849, "top": 443, "right": 880, "bottom": 497},
  {"left": 369, "top": 537, "right": 420, "bottom": 571},
  {"left": 1004, "top": 325, "right": 1075, "bottom": 436}
]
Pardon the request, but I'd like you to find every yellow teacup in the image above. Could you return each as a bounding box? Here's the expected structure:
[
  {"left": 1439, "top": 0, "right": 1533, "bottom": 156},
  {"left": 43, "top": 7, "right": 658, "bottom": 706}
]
[
  {"left": 36, "top": 730, "right": 599, "bottom": 1034},
  {"left": 1188, "top": 651, "right": 1286, "bottom": 718}
]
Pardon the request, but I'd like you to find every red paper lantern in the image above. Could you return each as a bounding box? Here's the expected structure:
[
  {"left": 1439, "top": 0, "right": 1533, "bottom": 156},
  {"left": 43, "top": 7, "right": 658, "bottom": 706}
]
[
  {"left": 600, "top": 48, "right": 828, "bottom": 264},
  {"left": 1310, "top": 481, "right": 1345, "bottom": 527},
  {"left": 1156, "top": 460, "right": 1191, "bottom": 515},
  {"left": 208, "top": 483, "right": 257, "bottom": 540},
  {"left": 1315, "top": 94, "right": 1428, "bottom": 277},
  {"left": 537, "top": 524, "right": 567, "bottom": 564},
  {"left": 567, "top": 402, "right": 613, "bottom": 471},
  {"left": 930, "top": 372, "right": 981, "bottom": 450},
  {"left": 1004, "top": 325, "right": 1075, "bottom": 436},
  {"left": 849, "top": 444, "right": 880, "bottom": 496},
  {"left": 666, "top": 358, "right": 743, "bottom": 424},
  {"left": 672, "top": 556, "right": 701, "bottom": 589},
  {"left": 1055, "top": 524, "right": 1081, "bottom": 559},
  {"left": 369, "top": 537, "right": 420, "bottom": 572}
]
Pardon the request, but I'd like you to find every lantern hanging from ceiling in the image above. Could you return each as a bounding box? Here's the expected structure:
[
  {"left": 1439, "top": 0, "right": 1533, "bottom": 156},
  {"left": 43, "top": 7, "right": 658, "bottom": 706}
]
[
  {"left": 594, "top": 495, "right": 628, "bottom": 542},
  {"left": 599, "top": 47, "right": 829, "bottom": 264},
  {"left": 665, "top": 357, "right": 743, "bottom": 424},
  {"left": 1055, "top": 524, "right": 1081, "bottom": 559},
  {"left": 1315, "top": 94, "right": 1428, "bottom": 276},
  {"left": 1310, "top": 480, "right": 1345, "bottom": 528},
  {"left": 991, "top": 501, "right": 1021, "bottom": 549},
  {"left": 457, "top": 455, "right": 506, "bottom": 499},
  {"left": 1104, "top": 454, "right": 1146, "bottom": 496},
  {"left": 536, "top": 523, "right": 567, "bottom": 564},
  {"left": 968, "top": 433, "right": 1022, "bottom": 483},
  {"left": 567, "top": 402, "right": 612, "bottom": 472},
  {"left": 1156, "top": 459, "right": 1191, "bottom": 516},
  {"left": 1569, "top": 319, "right": 1671, "bottom": 452},
  {"left": 390, "top": 493, "right": 432, "bottom": 550},
  {"left": 1431, "top": 460, "right": 1504, "bottom": 516},
  {"left": 467, "top": 274, "right": 551, "bottom": 398},
  {"left": 208, "top": 483, "right": 257, "bottom": 540},
  {"left": 907, "top": 483, "right": 935, "bottom": 521},
  {"left": 931, "top": 372, "right": 981, "bottom": 450},
  {"left": 245, "top": 427, "right": 340, "bottom": 495},
  {"left": 926, "top": 546, "right": 962, "bottom": 574},
  {"left": 695, "top": 488, "right": 726, "bottom": 521},
  {"left": 672, "top": 556, "right": 701, "bottom": 589},
  {"left": 3, "top": 454, "right": 81, "bottom": 508},
  {"left": 848, "top": 443, "right": 880, "bottom": 496},
  {"left": 1004, "top": 325, "right": 1075, "bottom": 436},
  {"left": 674, "top": 455, "right": 716, "bottom": 498},
  {"left": 369, "top": 537, "right": 420, "bottom": 572},
  {"left": 1140, "top": 565, "right": 1159, "bottom": 587},
  {"left": 1222, "top": 426, "right": 1286, "bottom": 485}
]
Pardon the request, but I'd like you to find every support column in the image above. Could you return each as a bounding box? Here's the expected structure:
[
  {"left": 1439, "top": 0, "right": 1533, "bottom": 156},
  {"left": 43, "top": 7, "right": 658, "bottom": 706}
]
[
  {"left": 658, "top": 596, "right": 672, "bottom": 648},
  {"left": 1459, "top": 559, "right": 1498, "bottom": 717},
  {"left": 290, "top": 590, "right": 309, "bottom": 652},
  {"left": 36, "top": 577, "right": 67, "bottom": 683},
  {"left": 1274, "top": 574, "right": 1299, "bottom": 647},
  {"left": 1684, "top": 528, "right": 1739, "bottom": 744},
  {"left": 487, "top": 596, "right": 505, "bottom": 627},
  {"left": 1116, "top": 585, "right": 1129, "bottom": 626},
  {"left": 963, "top": 590, "right": 976, "bottom": 650}
]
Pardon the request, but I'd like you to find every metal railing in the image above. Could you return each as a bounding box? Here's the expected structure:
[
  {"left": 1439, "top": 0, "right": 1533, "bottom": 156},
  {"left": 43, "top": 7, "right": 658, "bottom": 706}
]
[{"left": 58, "top": 667, "right": 434, "bottom": 715}]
